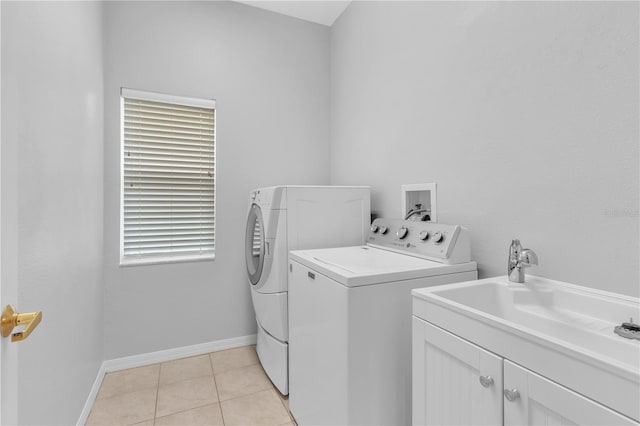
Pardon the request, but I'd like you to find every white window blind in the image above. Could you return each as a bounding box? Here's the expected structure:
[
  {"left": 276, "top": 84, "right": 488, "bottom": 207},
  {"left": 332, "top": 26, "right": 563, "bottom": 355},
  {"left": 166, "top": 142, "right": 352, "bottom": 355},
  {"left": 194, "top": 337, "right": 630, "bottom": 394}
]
[{"left": 121, "top": 88, "right": 216, "bottom": 265}]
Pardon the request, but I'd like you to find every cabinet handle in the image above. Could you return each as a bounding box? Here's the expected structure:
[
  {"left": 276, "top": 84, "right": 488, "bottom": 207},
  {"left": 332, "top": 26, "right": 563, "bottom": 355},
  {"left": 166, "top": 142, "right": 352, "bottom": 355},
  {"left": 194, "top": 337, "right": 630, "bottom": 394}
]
[
  {"left": 504, "top": 388, "right": 520, "bottom": 402},
  {"left": 479, "top": 375, "right": 494, "bottom": 388}
]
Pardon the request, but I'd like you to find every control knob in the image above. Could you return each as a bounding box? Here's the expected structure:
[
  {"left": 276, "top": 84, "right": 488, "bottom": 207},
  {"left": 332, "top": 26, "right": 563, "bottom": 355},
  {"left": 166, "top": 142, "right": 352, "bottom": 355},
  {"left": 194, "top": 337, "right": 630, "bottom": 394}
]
[
  {"left": 432, "top": 231, "right": 444, "bottom": 244},
  {"left": 396, "top": 226, "right": 409, "bottom": 239},
  {"left": 418, "top": 230, "right": 429, "bottom": 241},
  {"left": 370, "top": 224, "right": 379, "bottom": 233},
  {"left": 379, "top": 226, "right": 389, "bottom": 235}
]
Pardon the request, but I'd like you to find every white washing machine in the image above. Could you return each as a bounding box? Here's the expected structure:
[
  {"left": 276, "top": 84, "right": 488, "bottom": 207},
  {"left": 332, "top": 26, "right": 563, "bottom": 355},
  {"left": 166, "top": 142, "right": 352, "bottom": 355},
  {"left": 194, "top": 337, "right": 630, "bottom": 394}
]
[
  {"left": 245, "top": 186, "right": 371, "bottom": 395},
  {"left": 288, "top": 218, "right": 478, "bottom": 426}
]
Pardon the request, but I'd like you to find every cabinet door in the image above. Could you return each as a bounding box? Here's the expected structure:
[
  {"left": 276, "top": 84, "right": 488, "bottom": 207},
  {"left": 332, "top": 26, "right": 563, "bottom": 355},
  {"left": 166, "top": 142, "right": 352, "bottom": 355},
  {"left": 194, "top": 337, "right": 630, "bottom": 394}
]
[
  {"left": 413, "top": 318, "right": 503, "bottom": 426},
  {"left": 503, "top": 360, "right": 637, "bottom": 426}
]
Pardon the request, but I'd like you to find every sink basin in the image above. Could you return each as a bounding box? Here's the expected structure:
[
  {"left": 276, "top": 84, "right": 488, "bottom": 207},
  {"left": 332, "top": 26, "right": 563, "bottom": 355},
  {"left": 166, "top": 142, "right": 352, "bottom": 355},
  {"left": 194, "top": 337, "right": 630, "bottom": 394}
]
[
  {"left": 412, "top": 275, "right": 640, "bottom": 421},
  {"left": 424, "top": 276, "right": 640, "bottom": 370}
]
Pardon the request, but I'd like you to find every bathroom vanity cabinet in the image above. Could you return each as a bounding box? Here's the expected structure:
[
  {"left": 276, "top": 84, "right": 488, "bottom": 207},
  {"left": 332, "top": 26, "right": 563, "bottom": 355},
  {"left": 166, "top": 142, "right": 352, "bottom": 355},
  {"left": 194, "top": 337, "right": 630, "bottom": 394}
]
[{"left": 412, "top": 318, "right": 637, "bottom": 425}]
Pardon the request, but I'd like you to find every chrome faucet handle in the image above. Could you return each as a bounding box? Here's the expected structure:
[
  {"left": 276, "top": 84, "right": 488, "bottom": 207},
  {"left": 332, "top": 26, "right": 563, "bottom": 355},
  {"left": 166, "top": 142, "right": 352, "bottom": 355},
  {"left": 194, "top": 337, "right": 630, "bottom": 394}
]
[
  {"left": 508, "top": 240, "right": 538, "bottom": 283},
  {"left": 518, "top": 249, "right": 538, "bottom": 267},
  {"left": 508, "top": 239, "right": 522, "bottom": 267}
]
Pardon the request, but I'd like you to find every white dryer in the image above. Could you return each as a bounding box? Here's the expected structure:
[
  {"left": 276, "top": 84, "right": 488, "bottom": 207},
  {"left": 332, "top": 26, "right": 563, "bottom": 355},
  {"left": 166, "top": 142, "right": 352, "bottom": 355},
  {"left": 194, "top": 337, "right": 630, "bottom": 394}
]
[
  {"left": 288, "top": 218, "right": 478, "bottom": 426},
  {"left": 245, "top": 186, "right": 370, "bottom": 395}
]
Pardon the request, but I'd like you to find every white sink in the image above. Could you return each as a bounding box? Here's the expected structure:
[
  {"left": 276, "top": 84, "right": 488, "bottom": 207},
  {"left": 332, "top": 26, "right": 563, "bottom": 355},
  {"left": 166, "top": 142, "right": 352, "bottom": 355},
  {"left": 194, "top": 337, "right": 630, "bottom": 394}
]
[
  {"left": 412, "top": 275, "right": 640, "bottom": 421},
  {"left": 424, "top": 276, "right": 640, "bottom": 370}
]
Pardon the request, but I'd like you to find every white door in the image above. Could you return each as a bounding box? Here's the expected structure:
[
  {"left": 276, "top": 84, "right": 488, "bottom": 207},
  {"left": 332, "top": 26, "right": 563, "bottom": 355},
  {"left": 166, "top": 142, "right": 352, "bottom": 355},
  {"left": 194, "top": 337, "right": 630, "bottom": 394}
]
[
  {"left": 412, "top": 318, "right": 503, "bottom": 426},
  {"left": 503, "top": 360, "right": 636, "bottom": 426},
  {"left": 1, "top": 16, "right": 20, "bottom": 420}
]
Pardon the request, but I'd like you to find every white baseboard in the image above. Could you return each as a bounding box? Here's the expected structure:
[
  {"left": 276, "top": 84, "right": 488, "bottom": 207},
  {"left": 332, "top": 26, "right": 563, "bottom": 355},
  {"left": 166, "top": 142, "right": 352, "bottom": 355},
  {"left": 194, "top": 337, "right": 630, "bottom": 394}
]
[
  {"left": 77, "top": 334, "right": 257, "bottom": 425},
  {"left": 103, "top": 334, "right": 257, "bottom": 372},
  {"left": 77, "top": 362, "right": 106, "bottom": 426}
]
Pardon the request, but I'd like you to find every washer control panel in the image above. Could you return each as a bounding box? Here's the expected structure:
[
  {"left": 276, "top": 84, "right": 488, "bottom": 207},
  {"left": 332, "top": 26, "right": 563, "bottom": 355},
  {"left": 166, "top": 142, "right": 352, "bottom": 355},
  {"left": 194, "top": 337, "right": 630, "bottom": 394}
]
[{"left": 367, "top": 218, "right": 471, "bottom": 264}]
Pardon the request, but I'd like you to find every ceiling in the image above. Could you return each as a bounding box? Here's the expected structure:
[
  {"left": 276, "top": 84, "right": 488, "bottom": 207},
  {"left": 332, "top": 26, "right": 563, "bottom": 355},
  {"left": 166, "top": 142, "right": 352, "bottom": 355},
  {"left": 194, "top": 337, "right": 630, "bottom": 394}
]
[{"left": 236, "top": 1, "right": 352, "bottom": 26}]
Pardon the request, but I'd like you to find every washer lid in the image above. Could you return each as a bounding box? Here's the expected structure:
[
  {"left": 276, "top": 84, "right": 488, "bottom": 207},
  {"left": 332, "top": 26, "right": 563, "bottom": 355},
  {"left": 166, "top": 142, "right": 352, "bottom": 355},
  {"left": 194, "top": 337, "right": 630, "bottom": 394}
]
[{"left": 289, "top": 246, "right": 477, "bottom": 287}]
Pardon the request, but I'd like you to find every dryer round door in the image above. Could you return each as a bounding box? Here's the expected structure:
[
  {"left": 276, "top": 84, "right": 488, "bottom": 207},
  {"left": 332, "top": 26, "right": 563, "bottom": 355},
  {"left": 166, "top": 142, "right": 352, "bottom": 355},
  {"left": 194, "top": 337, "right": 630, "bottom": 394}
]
[{"left": 245, "top": 203, "right": 265, "bottom": 285}]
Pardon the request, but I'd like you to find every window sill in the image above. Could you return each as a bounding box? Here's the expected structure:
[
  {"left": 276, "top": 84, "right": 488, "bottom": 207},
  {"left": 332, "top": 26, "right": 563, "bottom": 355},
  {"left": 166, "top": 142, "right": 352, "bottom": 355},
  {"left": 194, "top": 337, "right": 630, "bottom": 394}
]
[{"left": 119, "top": 253, "right": 215, "bottom": 267}]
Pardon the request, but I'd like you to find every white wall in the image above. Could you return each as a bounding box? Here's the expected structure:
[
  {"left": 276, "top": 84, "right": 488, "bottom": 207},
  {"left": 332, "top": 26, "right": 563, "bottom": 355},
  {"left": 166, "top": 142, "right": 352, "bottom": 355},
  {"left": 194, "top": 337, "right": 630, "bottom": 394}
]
[
  {"left": 103, "top": 1, "right": 330, "bottom": 359},
  {"left": 330, "top": 2, "right": 639, "bottom": 296},
  {"left": 1, "top": 2, "right": 105, "bottom": 424}
]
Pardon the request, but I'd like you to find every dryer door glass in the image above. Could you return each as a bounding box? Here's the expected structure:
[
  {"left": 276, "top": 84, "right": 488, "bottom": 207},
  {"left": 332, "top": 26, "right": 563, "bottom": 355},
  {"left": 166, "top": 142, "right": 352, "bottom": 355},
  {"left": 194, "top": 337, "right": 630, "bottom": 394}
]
[{"left": 245, "top": 203, "right": 265, "bottom": 285}]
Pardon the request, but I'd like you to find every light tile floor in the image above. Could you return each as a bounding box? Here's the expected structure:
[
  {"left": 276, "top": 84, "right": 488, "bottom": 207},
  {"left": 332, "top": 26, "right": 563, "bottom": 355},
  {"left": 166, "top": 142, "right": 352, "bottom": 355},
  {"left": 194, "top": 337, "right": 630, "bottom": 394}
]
[{"left": 86, "top": 345, "right": 295, "bottom": 426}]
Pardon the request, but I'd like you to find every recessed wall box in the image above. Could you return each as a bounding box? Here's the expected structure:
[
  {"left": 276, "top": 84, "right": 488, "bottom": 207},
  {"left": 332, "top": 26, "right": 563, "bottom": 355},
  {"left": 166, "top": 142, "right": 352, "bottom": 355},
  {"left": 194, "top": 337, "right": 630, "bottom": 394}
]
[{"left": 401, "top": 183, "right": 437, "bottom": 222}]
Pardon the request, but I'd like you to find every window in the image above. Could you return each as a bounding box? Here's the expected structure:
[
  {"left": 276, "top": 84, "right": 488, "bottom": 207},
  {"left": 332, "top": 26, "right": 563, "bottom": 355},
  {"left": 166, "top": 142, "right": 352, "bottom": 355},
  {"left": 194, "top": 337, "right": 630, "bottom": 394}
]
[{"left": 120, "top": 88, "right": 216, "bottom": 265}]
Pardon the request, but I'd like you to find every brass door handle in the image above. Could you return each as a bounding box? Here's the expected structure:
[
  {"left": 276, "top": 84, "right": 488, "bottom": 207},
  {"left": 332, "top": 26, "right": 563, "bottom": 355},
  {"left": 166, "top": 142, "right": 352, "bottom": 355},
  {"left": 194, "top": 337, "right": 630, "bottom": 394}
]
[{"left": 1, "top": 305, "right": 42, "bottom": 342}]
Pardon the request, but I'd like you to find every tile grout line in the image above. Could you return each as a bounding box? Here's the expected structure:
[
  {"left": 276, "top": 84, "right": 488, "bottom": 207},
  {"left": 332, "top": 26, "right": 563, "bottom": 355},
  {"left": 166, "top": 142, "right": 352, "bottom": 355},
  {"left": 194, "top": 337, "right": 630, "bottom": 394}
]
[
  {"left": 92, "top": 345, "right": 267, "bottom": 425},
  {"left": 210, "top": 345, "right": 291, "bottom": 423},
  {"left": 92, "top": 383, "right": 159, "bottom": 403},
  {"left": 209, "top": 352, "right": 226, "bottom": 425},
  {"left": 217, "top": 385, "right": 276, "bottom": 404},
  {"left": 277, "top": 394, "right": 296, "bottom": 425},
  {"left": 89, "top": 370, "right": 159, "bottom": 426},
  {"left": 214, "top": 387, "right": 291, "bottom": 424},
  {"left": 153, "top": 363, "right": 161, "bottom": 426},
  {"left": 153, "top": 356, "right": 218, "bottom": 421},
  {"left": 154, "top": 402, "right": 221, "bottom": 423},
  {"left": 252, "top": 360, "right": 293, "bottom": 424},
  {"left": 270, "top": 388, "right": 296, "bottom": 426}
]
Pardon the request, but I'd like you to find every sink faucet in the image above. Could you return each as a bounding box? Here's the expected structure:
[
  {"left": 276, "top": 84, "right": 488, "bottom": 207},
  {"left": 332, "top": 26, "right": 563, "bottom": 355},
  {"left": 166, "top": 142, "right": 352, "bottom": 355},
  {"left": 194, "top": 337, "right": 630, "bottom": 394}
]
[{"left": 508, "top": 239, "right": 539, "bottom": 283}]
